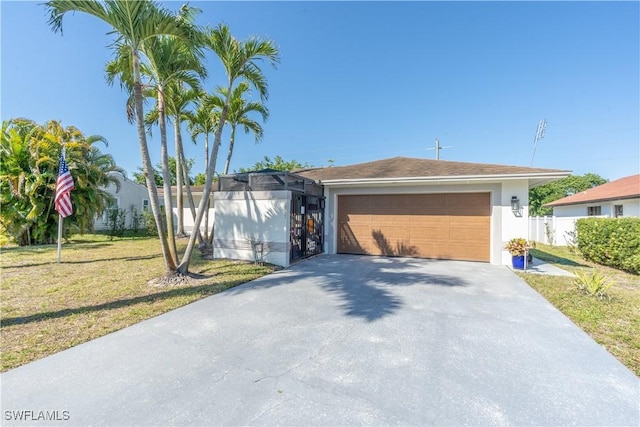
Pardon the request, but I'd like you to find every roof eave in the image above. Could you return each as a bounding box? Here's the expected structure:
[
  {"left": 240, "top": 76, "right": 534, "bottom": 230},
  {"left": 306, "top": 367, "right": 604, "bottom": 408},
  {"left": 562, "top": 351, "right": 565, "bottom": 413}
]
[
  {"left": 545, "top": 194, "right": 640, "bottom": 207},
  {"left": 318, "top": 172, "right": 570, "bottom": 187}
]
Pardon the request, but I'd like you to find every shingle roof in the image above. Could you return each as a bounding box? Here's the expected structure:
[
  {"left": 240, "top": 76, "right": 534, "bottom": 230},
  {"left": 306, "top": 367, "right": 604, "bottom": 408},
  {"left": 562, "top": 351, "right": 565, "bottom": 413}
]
[
  {"left": 544, "top": 174, "right": 640, "bottom": 207},
  {"left": 295, "top": 156, "right": 568, "bottom": 181}
]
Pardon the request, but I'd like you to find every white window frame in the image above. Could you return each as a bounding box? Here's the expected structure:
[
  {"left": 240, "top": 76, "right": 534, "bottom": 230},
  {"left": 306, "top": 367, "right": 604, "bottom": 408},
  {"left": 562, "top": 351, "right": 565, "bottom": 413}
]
[{"left": 104, "top": 197, "right": 121, "bottom": 221}]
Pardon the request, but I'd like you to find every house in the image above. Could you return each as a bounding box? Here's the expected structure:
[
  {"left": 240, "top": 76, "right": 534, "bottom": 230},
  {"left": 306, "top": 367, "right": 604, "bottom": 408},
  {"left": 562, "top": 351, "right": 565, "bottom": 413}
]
[
  {"left": 94, "top": 174, "right": 150, "bottom": 231},
  {"left": 544, "top": 174, "right": 640, "bottom": 218},
  {"left": 213, "top": 157, "right": 569, "bottom": 267}
]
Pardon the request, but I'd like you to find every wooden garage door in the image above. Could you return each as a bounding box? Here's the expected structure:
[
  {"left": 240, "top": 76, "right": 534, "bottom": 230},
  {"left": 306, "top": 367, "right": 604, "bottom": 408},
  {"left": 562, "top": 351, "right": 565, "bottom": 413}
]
[{"left": 337, "top": 193, "right": 490, "bottom": 262}]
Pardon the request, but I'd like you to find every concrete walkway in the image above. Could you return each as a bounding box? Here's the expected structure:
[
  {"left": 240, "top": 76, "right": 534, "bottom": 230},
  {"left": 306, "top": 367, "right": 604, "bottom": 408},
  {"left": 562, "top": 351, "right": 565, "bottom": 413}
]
[
  {"left": 509, "top": 257, "right": 576, "bottom": 277},
  {"left": 2, "top": 255, "right": 638, "bottom": 426}
]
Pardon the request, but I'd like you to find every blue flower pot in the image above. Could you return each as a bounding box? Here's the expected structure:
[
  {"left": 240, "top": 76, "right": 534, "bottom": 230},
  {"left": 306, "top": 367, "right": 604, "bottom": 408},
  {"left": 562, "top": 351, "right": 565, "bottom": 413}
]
[{"left": 512, "top": 255, "right": 525, "bottom": 270}]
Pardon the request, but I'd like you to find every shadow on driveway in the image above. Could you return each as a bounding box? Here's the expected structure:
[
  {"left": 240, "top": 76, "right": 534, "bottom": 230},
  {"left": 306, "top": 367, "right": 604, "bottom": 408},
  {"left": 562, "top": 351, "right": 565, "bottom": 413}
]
[{"left": 227, "top": 254, "right": 467, "bottom": 322}]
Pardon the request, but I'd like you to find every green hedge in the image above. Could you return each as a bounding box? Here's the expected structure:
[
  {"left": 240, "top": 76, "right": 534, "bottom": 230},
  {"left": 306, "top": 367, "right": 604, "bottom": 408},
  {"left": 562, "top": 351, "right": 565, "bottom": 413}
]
[{"left": 576, "top": 217, "right": 640, "bottom": 274}]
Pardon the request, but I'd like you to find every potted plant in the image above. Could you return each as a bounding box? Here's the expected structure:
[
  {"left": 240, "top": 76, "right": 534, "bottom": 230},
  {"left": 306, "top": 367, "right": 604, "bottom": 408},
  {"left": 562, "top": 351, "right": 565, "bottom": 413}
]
[{"left": 505, "top": 238, "right": 533, "bottom": 270}]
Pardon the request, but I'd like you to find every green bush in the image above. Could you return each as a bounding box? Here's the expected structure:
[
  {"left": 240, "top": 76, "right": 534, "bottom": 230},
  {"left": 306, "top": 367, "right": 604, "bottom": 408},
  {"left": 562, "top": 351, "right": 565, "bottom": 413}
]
[
  {"left": 106, "top": 208, "right": 127, "bottom": 239},
  {"left": 142, "top": 209, "right": 167, "bottom": 238},
  {"left": 576, "top": 218, "right": 640, "bottom": 274}
]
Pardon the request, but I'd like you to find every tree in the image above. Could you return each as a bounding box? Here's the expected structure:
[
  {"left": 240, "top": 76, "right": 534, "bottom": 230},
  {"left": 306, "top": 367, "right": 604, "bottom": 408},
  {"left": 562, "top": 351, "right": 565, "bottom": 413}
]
[
  {"left": 529, "top": 173, "right": 608, "bottom": 216},
  {"left": 0, "top": 118, "right": 123, "bottom": 245},
  {"left": 132, "top": 156, "right": 195, "bottom": 186},
  {"left": 46, "top": 0, "right": 199, "bottom": 274},
  {"left": 209, "top": 82, "right": 268, "bottom": 175},
  {"left": 108, "top": 32, "right": 205, "bottom": 263},
  {"left": 186, "top": 92, "right": 219, "bottom": 241},
  {"left": 193, "top": 173, "right": 207, "bottom": 185},
  {"left": 177, "top": 23, "right": 280, "bottom": 273},
  {"left": 237, "top": 156, "right": 311, "bottom": 173}
]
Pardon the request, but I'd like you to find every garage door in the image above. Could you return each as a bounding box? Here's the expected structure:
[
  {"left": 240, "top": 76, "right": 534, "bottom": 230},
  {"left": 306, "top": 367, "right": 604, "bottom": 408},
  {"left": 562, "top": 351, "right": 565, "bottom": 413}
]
[{"left": 337, "top": 193, "right": 490, "bottom": 262}]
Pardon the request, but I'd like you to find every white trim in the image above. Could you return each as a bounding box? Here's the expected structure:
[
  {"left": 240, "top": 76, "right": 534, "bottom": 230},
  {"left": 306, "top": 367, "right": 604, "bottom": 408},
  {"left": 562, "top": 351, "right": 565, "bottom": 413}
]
[{"left": 317, "top": 172, "right": 569, "bottom": 187}]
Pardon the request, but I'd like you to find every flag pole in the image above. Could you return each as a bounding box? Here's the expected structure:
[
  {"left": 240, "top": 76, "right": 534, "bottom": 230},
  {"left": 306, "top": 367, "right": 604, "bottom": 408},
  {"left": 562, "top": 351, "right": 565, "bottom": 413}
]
[{"left": 57, "top": 213, "right": 63, "bottom": 263}]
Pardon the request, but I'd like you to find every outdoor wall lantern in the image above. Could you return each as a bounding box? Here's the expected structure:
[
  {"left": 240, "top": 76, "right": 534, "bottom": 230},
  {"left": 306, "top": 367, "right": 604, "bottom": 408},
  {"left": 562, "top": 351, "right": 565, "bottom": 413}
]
[{"left": 511, "top": 196, "right": 521, "bottom": 216}]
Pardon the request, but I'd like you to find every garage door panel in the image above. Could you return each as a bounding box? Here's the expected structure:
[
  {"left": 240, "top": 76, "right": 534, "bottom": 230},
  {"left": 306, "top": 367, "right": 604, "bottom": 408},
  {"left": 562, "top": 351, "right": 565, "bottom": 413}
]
[
  {"left": 338, "top": 193, "right": 490, "bottom": 262},
  {"left": 408, "top": 226, "right": 451, "bottom": 242}
]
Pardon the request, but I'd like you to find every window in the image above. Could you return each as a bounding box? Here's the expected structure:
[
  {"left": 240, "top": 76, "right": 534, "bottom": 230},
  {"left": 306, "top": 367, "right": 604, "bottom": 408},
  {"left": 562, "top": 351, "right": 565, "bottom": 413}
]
[
  {"left": 103, "top": 198, "right": 120, "bottom": 221},
  {"left": 614, "top": 205, "right": 623, "bottom": 218},
  {"left": 143, "top": 199, "right": 149, "bottom": 212},
  {"left": 587, "top": 206, "right": 601, "bottom": 216}
]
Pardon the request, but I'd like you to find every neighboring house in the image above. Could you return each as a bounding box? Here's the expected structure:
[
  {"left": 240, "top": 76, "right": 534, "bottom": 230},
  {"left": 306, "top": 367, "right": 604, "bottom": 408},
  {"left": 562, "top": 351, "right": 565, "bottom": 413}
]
[
  {"left": 544, "top": 174, "right": 640, "bottom": 218},
  {"left": 94, "top": 175, "right": 150, "bottom": 231},
  {"left": 214, "top": 157, "right": 569, "bottom": 268}
]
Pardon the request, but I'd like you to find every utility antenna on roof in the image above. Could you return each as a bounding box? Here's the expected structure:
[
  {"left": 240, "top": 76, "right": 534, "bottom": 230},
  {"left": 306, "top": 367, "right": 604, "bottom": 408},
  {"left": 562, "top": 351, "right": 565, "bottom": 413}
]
[
  {"left": 530, "top": 119, "right": 547, "bottom": 166},
  {"left": 426, "top": 138, "right": 452, "bottom": 160}
]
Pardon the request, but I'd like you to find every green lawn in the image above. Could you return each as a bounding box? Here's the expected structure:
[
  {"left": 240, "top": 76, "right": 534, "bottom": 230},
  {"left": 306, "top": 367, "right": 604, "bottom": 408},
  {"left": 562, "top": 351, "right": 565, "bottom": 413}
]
[
  {"left": 0, "top": 234, "right": 275, "bottom": 372},
  {"left": 521, "top": 244, "right": 640, "bottom": 376}
]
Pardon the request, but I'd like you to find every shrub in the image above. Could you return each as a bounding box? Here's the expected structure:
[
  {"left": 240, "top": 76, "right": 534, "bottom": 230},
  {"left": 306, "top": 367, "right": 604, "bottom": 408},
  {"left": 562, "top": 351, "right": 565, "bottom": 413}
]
[
  {"left": 106, "top": 208, "right": 127, "bottom": 239},
  {"left": 130, "top": 208, "right": 143, "bottom": 236},
  {"left": 574, "top": 270, "right": 614, "bottom": 300},
  {"left": 576, "top": 218, "right": 640, "bottom": 274},
  {"left": 142, "top": 209, "right": 166, "bottom": 238}
]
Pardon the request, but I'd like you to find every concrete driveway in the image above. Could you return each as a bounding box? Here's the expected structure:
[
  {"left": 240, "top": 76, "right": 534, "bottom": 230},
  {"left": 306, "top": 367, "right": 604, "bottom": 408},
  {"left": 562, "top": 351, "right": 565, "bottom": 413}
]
[{"left": 2, "top": 255, "right": 638, "bottom": 426}]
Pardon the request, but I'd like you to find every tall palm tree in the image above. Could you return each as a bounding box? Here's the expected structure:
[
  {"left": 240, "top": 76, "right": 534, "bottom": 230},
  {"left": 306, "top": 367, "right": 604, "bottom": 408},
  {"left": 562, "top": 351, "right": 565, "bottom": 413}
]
[
  {"left": 214, "top": 82, "right": 269, "bottom": 175},
  {"left": 45, "top": 0, "right": 198, "bottom": 273},
  {"left": 163, "top": 83, "right": 204, "bottom": 239},
  {"left": 185, "top": 93, "right": 219, "bottom": 242},
  {"left": 178, "top": 23, "right": 280, "bottom": 273}
]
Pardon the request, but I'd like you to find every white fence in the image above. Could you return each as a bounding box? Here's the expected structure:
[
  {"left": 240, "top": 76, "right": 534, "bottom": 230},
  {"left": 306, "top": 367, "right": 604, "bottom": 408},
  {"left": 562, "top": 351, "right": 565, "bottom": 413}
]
[
  {"left": 171, "top": 208, "right": 215, "bottom": 234},
  {"left": 529, "top": 216, "right": 579, "bottom": 246}
]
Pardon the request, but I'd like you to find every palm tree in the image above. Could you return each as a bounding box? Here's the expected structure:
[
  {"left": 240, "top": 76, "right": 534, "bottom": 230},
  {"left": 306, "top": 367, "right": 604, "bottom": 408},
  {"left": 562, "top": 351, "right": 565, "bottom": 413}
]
[
  {"left": 45, "top": 0, "right": 198, "bottom": 273},
  {"left": 1, "top": 118, "right": 122, "bottom": 245},
  {"left": 215, "top": 82, "right": 269, "bottom": 175},
  {"left": 162, "top": 83, "right": 204, "bottom": 239},
  {"left": 185, "top": 93, "right": 219, "bottom": 242},
  {"left": 178, "top": 23, "right": 280, "bottom": 273}
]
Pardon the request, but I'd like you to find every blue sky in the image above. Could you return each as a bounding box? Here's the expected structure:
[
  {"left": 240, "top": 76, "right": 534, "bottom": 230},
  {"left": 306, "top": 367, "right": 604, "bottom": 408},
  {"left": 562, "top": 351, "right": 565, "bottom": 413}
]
[{"left": 2, "top": 1, "right": 639, "bottom": 181}]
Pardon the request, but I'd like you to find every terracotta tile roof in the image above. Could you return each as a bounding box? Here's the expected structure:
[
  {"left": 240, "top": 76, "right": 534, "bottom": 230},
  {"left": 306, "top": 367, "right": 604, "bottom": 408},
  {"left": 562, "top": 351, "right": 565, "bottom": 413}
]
[
  {"left": 295, "top": 156, "right": 568, "bottom": 181},
  {"left": 544, "top": 174, "right": 640, "bottom": 207}
]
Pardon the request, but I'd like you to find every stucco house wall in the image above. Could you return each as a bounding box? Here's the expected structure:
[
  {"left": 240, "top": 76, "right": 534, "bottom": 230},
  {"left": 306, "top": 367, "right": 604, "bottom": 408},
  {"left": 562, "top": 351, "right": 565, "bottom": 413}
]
[
  {"left": 213, "top": 190, "right": 291, "bottom": 267},
  {"left": 552, "top": 198, "right": 640, "bottom": 218},
  {"left": 321, "top": 179, "right": 531, "bottom": 266}
]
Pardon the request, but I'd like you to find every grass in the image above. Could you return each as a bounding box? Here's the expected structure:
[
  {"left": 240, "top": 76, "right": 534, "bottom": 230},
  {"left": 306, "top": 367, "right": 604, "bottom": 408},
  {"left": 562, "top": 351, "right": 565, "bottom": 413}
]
[
  {"left": 521, "top": 244, "right": 640, "bottom": 376},
  {"left": 0, "top": 234, "right": 275, "bottom": 372}
]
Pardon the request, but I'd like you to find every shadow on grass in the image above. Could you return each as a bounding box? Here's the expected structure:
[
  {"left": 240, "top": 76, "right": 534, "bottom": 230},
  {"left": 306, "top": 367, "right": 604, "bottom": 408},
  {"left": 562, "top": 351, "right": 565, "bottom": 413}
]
[
  {"left": 0, "top": 274, "right": 236, "bottom": 328},
  {"left": 2, "top": 254, "right": 162, "bottom": 269},
  {"left": 530, "top": 248, "right": 590, "bottom": 268}
]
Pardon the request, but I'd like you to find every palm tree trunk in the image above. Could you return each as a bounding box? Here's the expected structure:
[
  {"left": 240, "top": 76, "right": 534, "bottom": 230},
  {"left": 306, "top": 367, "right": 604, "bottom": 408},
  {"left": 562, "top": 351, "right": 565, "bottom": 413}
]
[
  {"left": 174, "top": 124, "right": 185, "bottom": 237},
  {"left": 133, "top": 53, "right": 176, "bottom": 273},
  {"left": 177, "top": 124, "right": 203, "bottom": 245},
  {"left": 177, "top": 82, "right": 232, "bottom": 274},
  {"left": 158, "top": 88, "right": 179, "bottom": 266},
  {"left": 203, "top": 132, "right": 210, "bottom": 241},
  {"left": 223, "top": 127, "right": 236, "bottom": 175}
]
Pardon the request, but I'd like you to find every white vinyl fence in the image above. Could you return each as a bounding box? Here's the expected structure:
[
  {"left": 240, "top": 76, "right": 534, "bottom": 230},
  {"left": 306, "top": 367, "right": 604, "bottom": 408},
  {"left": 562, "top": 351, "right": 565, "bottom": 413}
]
[
  {"left": 171, "top": 208, "right": 215, "bottom": 234},
  {"left": 529, "top": 216, "right": 579, "bottom": 246}
]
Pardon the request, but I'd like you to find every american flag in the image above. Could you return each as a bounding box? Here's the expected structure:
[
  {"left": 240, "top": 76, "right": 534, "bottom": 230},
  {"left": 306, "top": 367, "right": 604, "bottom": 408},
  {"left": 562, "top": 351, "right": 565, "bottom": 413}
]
[{"left": 55, "top": 149, "right": 75, "bottom": 218}]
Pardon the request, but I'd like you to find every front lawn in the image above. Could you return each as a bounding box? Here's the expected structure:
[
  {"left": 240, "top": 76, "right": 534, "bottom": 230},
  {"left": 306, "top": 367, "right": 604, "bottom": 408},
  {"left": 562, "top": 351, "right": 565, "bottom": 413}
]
[
  {"left": 0, "top": 235, "right": 274, "bottom": 372},
  {"left": 521, "top": 244, "right": 639, "bottom": 377}
]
